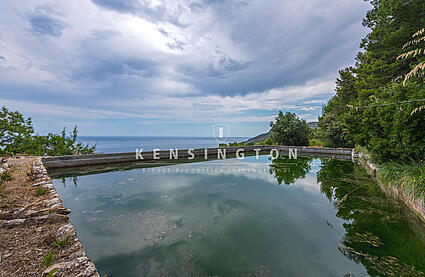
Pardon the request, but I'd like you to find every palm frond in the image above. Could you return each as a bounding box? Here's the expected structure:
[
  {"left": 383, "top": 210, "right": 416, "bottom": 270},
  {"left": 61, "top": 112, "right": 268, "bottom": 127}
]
[
  {"left": 403, "top": 61, "right": 425, "bottom": 86},
  {"left": 402, "top": 28, "right": 425, "bottom": 49},
  {"left": 403, "top": 36, "right": 425, "bottom": 49},
  {"left": 397, "top": 48, "right": 425, "bottom": 60},
  {"left": 399, "top": 28, "right": 425, "bottom": 116},
  {"left": 411, "top": 105, "right": 425, "bottom": 115},
  {"left": 398, "top": 28, "right": 425, "bottom": 86},
  {"left": 413, "top": 28, "right": 425, "bottom": 38}
]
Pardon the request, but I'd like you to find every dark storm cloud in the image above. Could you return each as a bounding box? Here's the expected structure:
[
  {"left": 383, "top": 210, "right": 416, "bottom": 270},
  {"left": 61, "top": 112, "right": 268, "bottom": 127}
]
[
  {"left": 61, "top": 0, "right": 370, "bottom": 97},
  {"left": 175, "top": 0, "right": 368, "bottom": 96}
]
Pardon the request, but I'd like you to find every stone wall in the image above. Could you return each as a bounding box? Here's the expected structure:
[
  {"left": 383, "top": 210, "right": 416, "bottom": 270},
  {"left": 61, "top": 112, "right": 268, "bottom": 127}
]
[
  {"left": 0, "top": 157, "right": 100, "bottom": 277},
  {"left": 358, "top": 153, "right": 425, "bottom": 224}
]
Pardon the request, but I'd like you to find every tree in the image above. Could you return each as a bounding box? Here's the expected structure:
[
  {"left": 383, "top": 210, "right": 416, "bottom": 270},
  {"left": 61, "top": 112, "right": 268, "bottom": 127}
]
[
  {"left": 0, "top": 106, "right": 34, "bottom": 154},
  {"left": 269, "top": 111, "right": 311, "bottom": 146},
  {"left": 318, "top": 0, "right": 425, "bottom": 162},
  {"left": 318, "top": 68, "right": 357, "bottom": 148},
  {"left": 357, "top": 0, "right": 425, "bottom": 91},
  {"left": 0, "top": 106, "right": 95, "bottom": 156},
  {"left": 318, "top": 113, "right": 350, "bottom": 148}
]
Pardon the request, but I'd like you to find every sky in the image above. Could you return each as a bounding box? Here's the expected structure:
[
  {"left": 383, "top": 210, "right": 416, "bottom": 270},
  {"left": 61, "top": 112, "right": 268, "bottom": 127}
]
[{"left": 0, "top": 0, "right": 370, "bottom": 137}]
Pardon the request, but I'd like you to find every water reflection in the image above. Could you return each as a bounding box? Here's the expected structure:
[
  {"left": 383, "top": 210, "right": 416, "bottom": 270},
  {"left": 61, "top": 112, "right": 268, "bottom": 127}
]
[
  {"left": 53, "top": 157, "right": 425, "bottom": 276},
  {"left": 269, "top": 157, "right": 312, "bottom": 185},
  {"left": 317, "top": 159, "right": 425, "bottom": 276},
  {"left": 60, "top": 176, "right": 78, "bottom": 187},
  {"left": 270, "top": 157, "right": 425, "bottom": 275}
]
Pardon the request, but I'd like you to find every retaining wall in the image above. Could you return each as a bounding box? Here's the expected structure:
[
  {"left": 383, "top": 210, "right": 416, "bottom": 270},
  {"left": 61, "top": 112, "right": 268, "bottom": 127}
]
[
  {"left": 358, "top": 153, "right": 425, "bottom": 224},
  {"left": 42, "top": 146, "right": 355, "bottom": 169}
]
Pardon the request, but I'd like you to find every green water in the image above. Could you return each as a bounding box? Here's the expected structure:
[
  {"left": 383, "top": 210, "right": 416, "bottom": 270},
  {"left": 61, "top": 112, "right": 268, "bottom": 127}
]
[{"left": 52, "top": 156, "right": 425, "bottom": 277}]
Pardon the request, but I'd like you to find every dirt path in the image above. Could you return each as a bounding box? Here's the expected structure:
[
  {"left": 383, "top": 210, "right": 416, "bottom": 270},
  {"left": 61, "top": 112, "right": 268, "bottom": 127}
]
[{"left": 0, "top": 157, "right": 99, "bottom": 277}]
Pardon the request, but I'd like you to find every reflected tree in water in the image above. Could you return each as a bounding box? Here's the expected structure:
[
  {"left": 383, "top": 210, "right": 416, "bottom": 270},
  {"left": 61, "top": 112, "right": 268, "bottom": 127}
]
[
  {"left": 269, "top": 156, "right": 312, "bottom": 185},
  {"left": 317, "top": 158, "right": 425, "bottom": 276},
  {"left": 60, "top": 176, "right": 79, "bottom": 187}
]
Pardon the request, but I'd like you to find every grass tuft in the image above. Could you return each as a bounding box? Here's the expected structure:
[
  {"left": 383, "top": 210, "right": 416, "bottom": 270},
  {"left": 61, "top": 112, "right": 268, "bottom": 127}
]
[
  {"left": 46, "top": 269, "right": 57, "bottom": 277},
  {"left": 35, "top": 187, "right": 48, "bottom": 196},
  {"left": 53, "top": 235, "right": 71, "bottom": 247},
  {"left": 0, "top": 172, "right": 12, "bottom": 198},
  {"left": 0, "top": 172, "right": 12, "bottom": 183},
  {"left": 41, "top": 251, "right": 55, "bottom": 268}
]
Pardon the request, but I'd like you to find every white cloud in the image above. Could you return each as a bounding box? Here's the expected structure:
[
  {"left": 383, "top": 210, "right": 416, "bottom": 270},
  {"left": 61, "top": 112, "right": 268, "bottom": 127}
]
[
  {"left": 0, "top": 77, "right": 330, "bottom": 126},
  {"left": 0, "top": 0, "right": 369, "bottom": 133}
]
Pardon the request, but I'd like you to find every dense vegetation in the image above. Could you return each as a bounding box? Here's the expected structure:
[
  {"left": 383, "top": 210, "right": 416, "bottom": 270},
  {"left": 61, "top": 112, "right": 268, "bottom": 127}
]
[
  {"left": 0, "top": 106, "right": 95, "bottom": 156},
  {"left": 318, "top": 0, "right": 425, "bottom": 197},
  {"left": 319, "top": 0, "right": 425, "bottom": 163}
]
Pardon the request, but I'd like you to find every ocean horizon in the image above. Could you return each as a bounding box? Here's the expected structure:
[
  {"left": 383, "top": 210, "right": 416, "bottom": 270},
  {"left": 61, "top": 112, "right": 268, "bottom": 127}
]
[{"left": 78, "top": 136, "right": 249, "bottom": 154}]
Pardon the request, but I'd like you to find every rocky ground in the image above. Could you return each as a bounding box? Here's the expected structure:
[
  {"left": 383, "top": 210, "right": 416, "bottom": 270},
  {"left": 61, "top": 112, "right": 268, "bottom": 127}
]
[{"left": 0, "top": 157, "right": 99, "bottom": 277}]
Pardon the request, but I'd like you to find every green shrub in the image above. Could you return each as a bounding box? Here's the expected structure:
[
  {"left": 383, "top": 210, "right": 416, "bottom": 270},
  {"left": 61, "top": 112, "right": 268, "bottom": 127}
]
[
  {"left": 220, "top": 141, "right": 252, "bottom": 147},
  {"left": 256, "top": 137, "right": 274, "bottom": 145},
  {"left": 228, "top": 141, "right": 245, "bottom": 147},
  {"left": 309, "top": 138, "right": 324, "bottom": 147}
]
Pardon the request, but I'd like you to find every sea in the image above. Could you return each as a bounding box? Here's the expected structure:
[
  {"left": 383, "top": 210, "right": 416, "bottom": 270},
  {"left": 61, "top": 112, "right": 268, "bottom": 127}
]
[{"left": 78, "top": 136, "right": 248, "bottom": 154}]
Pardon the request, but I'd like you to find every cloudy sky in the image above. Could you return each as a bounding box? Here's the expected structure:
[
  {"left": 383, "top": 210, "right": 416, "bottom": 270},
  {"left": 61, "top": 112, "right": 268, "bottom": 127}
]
[{"left": 0, "top": 0, "right": 370, "bottom": 136}]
